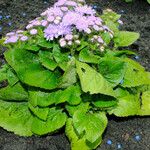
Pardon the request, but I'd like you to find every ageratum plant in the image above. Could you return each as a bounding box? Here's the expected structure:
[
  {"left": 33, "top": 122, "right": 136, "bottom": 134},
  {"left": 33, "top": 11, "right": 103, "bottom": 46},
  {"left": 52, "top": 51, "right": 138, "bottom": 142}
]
[{"left": 0, "top": 0, "right": 150, "bottom": 149}]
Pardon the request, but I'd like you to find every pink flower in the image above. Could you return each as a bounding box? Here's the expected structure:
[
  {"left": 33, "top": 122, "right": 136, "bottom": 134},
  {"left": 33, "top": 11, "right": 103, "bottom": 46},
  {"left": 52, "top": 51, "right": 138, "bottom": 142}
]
[
  {"left": 60, "top": 40, "right": 67, "bottom": 47},
  {"left": 30, "top": 29, "right": 38, "bottom": 35}
]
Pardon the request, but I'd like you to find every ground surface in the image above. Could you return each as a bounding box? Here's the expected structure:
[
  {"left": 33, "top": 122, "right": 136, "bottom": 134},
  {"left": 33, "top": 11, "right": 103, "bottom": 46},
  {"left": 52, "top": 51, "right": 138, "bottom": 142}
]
[{"left": 0, "top": 0, "right": 150, "bottom": 150}]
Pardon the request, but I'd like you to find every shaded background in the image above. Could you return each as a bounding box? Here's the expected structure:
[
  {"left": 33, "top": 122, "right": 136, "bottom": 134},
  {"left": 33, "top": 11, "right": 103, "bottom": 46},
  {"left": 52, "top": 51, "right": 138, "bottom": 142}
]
[{"left": 0, "top": 0, "right": 150, "bottom": 149}]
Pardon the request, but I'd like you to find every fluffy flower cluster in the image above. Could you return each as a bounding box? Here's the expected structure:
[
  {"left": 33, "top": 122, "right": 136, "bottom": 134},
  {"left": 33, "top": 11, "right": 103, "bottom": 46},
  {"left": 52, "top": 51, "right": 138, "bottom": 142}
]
[
  {"left": 4, "top": 30, "right": 28, "bottom": 44},
  {"left": 4, "top": 0, "right": 116, "bottom": 48}
]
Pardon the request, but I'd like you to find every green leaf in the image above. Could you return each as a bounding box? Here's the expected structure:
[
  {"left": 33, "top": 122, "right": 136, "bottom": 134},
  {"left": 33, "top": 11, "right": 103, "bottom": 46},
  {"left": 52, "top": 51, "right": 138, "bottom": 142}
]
[
  {"left": 23, "top": 44, "right": 40, "bottom": 52},
  {"left": 77, "top": 41, "right": 88, "bottom": 51},
  {"left": 122, "top": 58, "right": 150, "bottom": 87},
  {"left": 32, "top": 107, "right": 67, "bottom": 135},
  {"left": 39, "top": 50, "right": 57, "bottom": 71},
  {"left": 66, "top": 102, "right": 89, "bottom": 117},
  {"left": 66, "top": 118, "right": 102, "bottom": 150},
  {"left": 102, "top": 9, "right": 121, "bottom": 22},
  {"left": 101, "top": 32, "right": 112, "bottom": 45},
  {"left": 114, "top": 31, "right": 140, "bottom": 47},
  {"left": 113, "top": 50, "right": 136, "bottom": 57},
  {"left": 53, "top": 44, "right": 69, "bottom": 71},
  {"left": 76, "top": 61, "right": 116, "bottom": 97},
  {"left": 105, "top": 20, "right": 119, "bottom": 33},
  {"left": 28, "top": 103, "right": 49, "bottom": 121},
  {"left": 29, "top": 85, "right": 81, "bottom": 107},
  {"left": 147, "top": 0, "right": 150, "bottom": 4},
  {"left": 138, "top": 90, "right": 150, "bottom": 115},
  {"left": 98, "top": 57, "right": 126, "bottom": 87},
  {"left": 58, "top": 58, "right": 77, "bottom": 88},
  {"left": 108, "top": 93, "right": 140, "bottom": 117},
  {"left": 92, "top": 94, "right": 117, "bottom": 109},
  {"left": 79, "top": 48, "right": 100, "bottom": 64},
  {"left": 0, "top": 65, "right": 18, "bottom": 86},
  {"left": 73, "top": 111, "right": 107, "bottom": 143},
  {"left": 0, "top": 100, "right": 33, "bottom": 136},
  {"left": 37, "top": 37, "right": 53, "bottom": 48},
  {"left": 56, "top": 85, "right": 81, "bottom": 105},
  {"left": 65, "top": 119, "right": 91, "bottom": 150},
  {"left": 7, "top": 68, "right": 19, "bottom": 86},
  {"left": 0, "top": 65, "right": 8, "bottom": 82},
  {"left": 4, "top": 48, "right": 59, "bottom": 90},
  {"left": 93, "top": 100, "right": 117, "bottom": 108},
  {"left": 0, "top": 82, "right": 28, "bottom": 101}
]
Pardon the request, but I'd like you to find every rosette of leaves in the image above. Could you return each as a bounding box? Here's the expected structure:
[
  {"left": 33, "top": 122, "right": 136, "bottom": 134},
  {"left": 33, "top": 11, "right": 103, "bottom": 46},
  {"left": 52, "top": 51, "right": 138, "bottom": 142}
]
[{"left": 0, "top": 8, "right": 150, "bottom": 150}]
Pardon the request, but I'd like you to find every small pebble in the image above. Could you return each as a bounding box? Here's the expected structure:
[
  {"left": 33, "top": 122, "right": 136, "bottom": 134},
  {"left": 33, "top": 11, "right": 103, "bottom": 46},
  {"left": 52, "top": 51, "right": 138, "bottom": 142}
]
[
  {"left": 119, "top": 10, "right": 125, "bottom": 14},
  {"left": 68, "top": 55, "right": 72, "bottom": 59},
  {"left": 22, "top": 13, "right": 26, "bottom": 17},
  {"left": 0, "top": 15, "right": 3, "bottom": 20},
  {"left": 92, "top": 5, "right": 98, "bottom": 9},
  {"left": 106, "top": 139, "right": 112, "bottom": 145},
  {"left": 117, "top": 143, "right": 122, "bottom": 149},
  {"left": 6, "top": 15, "right": 11, "bottom": 19},
  {"left": 8, "top": 22, "right": 12, "bottom": 26},
  {"left": 120, "top": 79, "right": 124, "bottom": 84},
  {"left": 134, "top": 55, "right": 140, "bottom": 60},
  {"left": 134, "top": 135, "right": 141, "bottom": 141}
]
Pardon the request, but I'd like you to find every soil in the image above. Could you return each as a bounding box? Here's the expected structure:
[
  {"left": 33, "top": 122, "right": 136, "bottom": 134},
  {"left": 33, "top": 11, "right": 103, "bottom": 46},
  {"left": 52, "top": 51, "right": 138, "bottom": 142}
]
[{"left": 0, "top": 0, "right": 150, "bottom": 150}]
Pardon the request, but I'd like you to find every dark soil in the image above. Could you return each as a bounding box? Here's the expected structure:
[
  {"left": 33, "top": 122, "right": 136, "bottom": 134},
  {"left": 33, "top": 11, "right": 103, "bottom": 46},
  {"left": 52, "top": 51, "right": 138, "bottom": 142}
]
[{"left": 0, "top": 0, "right": 150, "bottom": 150}]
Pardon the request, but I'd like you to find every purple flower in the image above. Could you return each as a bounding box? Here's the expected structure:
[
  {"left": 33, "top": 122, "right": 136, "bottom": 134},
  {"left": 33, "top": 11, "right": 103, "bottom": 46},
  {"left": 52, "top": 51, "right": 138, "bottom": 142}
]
[
  {"left": 62, "top": 11, "right": 81, "bottom": 26},
  {"left": 16, "top": 30, "right": 24, "bottom": 33},
  {"left": 75, "top": 5, "right": 96, "bottom": 15},
  {"left": 76, "top": 16, "right": 89, "bottom": 31},
  {"left": 30, "top": 29, "right": 38, "bottom": 35},
  {"left": 44, "top": 24, "right": 72, "bottom": 40},
  {"left": 46, "top": 7, "right": 63, "bottom": 17},
  {"left": 6, "top": 32, "right": 15, "bottom": 36},
  {"left": 32, "top": 20, "right": 41, "bottom": 26},
  {"left": 26, "top": 24, "right": 33, "bottom": 29},
  {"left": 47, "top": 16, "right": 55, "bottom": 22},
  {"left": 5, "top": 36, "right": 18, "bottom": 44},
  {"left": 65, "top": 1, "right": 77, "bottom": 6},
  {"left": 97, "top": 37, "right": 104, "bottom": 43},
  {"left": 93, "top": 25, "right": 100, "bottom": 31},
  {"left": 41, "top": 20, "right": 48, "bottom": 26},
  {"left": 20, "top": 36, "right": 28, "bottom": 41},
  {"left": 54, "top": 0, "right": 67, "bottom": 6},
  {"left": 61, "top": 7, "right": 68, "bottom": 12}
]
